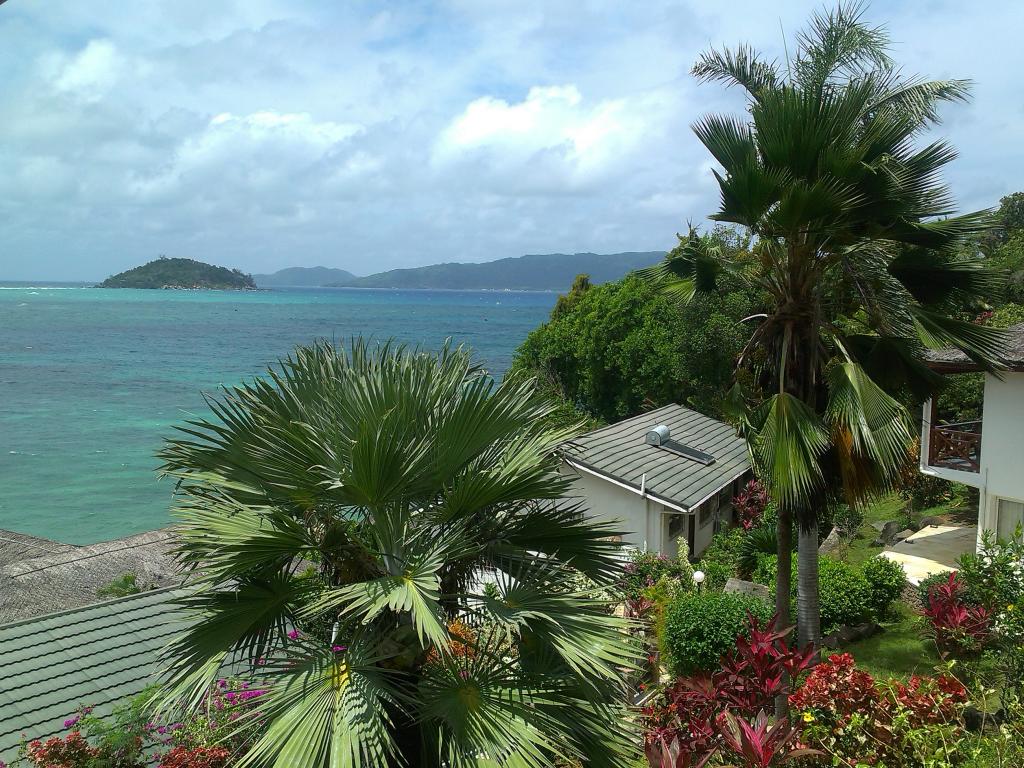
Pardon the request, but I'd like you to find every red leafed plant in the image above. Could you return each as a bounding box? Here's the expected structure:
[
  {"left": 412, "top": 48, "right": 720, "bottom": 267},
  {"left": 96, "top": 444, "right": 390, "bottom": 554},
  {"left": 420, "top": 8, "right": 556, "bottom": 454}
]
[
  {"left": 717, "top": 711, "right": 819, "bottom": 768},
  {"left": 158, "top": 745, "right": 232, "bottom": 768},
  {"left": 733, "top": 480, "right": 769, "bottom": 531},
  {"left": 20, "top": 731, "right": 99, "bottom": 767},
  {"left": 922, "top": 572, "right": 993, "bottom": 656},
  {"left": 788, "top": 652, "right": 878, "bottom": 718},
  {"left": 644, "top": 614, "right": 814, "bottom": 767}
]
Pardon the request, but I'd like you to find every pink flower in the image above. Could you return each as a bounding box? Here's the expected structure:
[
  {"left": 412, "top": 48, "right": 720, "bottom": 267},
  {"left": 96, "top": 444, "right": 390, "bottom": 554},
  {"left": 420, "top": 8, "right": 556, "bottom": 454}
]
[
  {"left": 331, "top": 645, "right": 347, "bottom": 653},
  {"left": 287, "top": 629, "right": 301, "bottom": 640},
  {"left": 63, "top": 716, "right": 80, "bottom": 729}
]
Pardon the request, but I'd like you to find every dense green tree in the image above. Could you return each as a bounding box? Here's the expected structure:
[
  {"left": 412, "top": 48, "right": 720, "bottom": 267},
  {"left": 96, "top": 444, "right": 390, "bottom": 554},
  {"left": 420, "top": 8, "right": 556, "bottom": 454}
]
[
  {"left": 645, "top": 3, "right": 1006, "bottom": 650},
  {"left": 156, "top": 341, "right": 637, "bottom": 768},
  {"left": 512, "top": 270, "right": 756, "bottom": 423}
]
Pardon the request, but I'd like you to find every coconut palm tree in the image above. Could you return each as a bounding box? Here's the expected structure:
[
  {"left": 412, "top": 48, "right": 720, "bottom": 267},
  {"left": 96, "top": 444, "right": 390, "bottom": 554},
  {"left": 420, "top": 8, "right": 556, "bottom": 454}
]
[
  {"left": 644, "top": 3, "right": 1007, "bottom": 648},
  {"left": 155, "top": 340, "right": 638, "bottom": 768}
]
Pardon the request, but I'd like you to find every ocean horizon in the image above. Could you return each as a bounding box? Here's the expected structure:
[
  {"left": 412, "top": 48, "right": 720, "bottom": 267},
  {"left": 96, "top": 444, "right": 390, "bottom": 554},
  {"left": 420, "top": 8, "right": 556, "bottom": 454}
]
[{"left": 0, "top": 284, "right": 555, "bottom": 545}]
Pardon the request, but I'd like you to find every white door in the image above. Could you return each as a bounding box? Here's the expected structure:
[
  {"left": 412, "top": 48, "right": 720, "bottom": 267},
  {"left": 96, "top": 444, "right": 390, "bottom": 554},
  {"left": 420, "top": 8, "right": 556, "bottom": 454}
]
[{"left": 996, "top": 498, "right": 1024, "bottom": 541}]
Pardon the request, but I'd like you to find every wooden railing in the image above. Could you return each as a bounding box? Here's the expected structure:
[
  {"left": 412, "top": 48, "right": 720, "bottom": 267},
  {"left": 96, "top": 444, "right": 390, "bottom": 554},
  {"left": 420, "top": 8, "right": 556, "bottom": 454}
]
[{"left": 928, "top": 420, "right": 982, "bottom": 473}]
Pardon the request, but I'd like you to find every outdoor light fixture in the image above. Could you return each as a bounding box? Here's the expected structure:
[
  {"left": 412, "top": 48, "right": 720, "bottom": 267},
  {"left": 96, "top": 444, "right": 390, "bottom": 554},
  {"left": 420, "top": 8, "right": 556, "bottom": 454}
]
[{"left": 692, "top": 570, "right": 705, "bottom": 592}]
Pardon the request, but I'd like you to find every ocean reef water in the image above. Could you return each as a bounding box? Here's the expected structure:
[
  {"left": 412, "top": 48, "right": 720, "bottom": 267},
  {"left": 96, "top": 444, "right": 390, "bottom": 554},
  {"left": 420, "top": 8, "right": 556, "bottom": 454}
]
[{"left": 0, "top": 285, "right": 554, "bottom": 544}]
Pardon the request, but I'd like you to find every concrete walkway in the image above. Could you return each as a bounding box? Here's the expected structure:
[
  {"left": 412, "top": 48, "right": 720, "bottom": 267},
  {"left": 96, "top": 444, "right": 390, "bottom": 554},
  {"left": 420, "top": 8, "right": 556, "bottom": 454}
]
[{"left": 880, "top": 525, "right": 976, "bottom": 585}]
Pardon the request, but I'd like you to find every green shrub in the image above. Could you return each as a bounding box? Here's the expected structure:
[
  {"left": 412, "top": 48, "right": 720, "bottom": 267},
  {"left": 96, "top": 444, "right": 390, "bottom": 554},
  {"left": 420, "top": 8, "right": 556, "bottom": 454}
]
[
  {"left": 96, "top": 572, "right": 143, "bottom": 599},
  {"left": 751, "top": 555, "right": 872, "bottom": 634},
  {"left": 862, "top": 555, "right": 907, "bottom": 620},
  {"left": 695, "top": 527, "right": 745, "bottom": 589},
  {"left": 738, "top": 522, "right": 782, "bottom": 578},
  {"left": 917, "top": 570, "right": 954, "bottom": 606},
  {"left": 661, "top": 591, "right": 773, "bottom": 675},
  {"left": 621, "top": 548, "right": 693, "bottom": 600},
  {"left": 832, "top": 504, "right": 865, "bottom": 538}
]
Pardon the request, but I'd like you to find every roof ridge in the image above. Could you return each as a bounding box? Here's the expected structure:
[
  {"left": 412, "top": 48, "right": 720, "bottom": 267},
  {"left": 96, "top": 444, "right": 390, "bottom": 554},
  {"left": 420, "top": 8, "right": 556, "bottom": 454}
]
[{"left": 0, "top": 586, "right": 185, "bottom": 633}]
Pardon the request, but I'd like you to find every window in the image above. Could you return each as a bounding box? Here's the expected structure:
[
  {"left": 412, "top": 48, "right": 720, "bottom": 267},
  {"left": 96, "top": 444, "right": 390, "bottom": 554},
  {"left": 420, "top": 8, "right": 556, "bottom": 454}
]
[
  {"left": 996, "top": 498, "right": 1024, "bottom": 541},
  {"left": 699, "top": 502, "right": 713, "bottom": 526}
]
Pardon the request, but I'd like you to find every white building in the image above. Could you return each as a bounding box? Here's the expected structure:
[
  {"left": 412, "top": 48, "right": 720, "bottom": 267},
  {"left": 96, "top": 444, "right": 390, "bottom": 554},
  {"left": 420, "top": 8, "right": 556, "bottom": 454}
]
[
  {"left": 920, "top": 322, "right": 1024, "bottom": 547},
  {"left": 560, "top": 403, "right": 751, "bottom": 559}
]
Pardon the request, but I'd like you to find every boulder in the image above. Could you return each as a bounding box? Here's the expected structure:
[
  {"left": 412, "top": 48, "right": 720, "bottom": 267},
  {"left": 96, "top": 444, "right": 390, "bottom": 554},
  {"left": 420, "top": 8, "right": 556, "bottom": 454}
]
[
  {"left": 876, "top": 520, "right": 904, "bottom": 545},
  {"left": 818, "top": 527, "right": 843, "bottom": 556},
  {"left": 893, "top": 528, "right": 916, "bottom": 543},
  {"left": 724, "top": 578, "right": 772, "bottom": 601}
]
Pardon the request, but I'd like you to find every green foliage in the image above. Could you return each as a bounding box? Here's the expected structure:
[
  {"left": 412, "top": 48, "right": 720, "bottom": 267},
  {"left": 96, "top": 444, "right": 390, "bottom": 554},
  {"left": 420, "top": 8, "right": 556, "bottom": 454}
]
[
  {"left": 621, "top": 548, "right": 693, "bottom": 601},
  {"left": 738, "top": 521, "right": 786, "bottom": 579},
  {"left": 96, "top": 572, "right": 144, "bottom": 599},
  {"left": 863, "top": 555, "right": 908, "bottom": 620},
  {"left": 512, "top": 269, "right": 756, "bottom": 422},
  {"left": 696, "top": 527, "right": 747, "bottom": 589},
  {"left": 156, "top": 340, "right": 639, "bottom": 767},
  {"left": 100, "top": 257, "right": 255, "bottom": 290},
  {"left": 831, "top": 503, "right": 866, "bottom": 538},
  {"left": 661, "top": 590, "right": 773, "bottom": 675},
  {"left": 754, "top": 554, "right": 873, "bottom": 633}
]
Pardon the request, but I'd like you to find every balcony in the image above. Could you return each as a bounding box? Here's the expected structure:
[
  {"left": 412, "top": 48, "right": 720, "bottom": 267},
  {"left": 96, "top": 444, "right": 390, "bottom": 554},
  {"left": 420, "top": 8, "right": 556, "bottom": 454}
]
[{"left": 928, "top": 420, "right": 982, "bottom": 473}]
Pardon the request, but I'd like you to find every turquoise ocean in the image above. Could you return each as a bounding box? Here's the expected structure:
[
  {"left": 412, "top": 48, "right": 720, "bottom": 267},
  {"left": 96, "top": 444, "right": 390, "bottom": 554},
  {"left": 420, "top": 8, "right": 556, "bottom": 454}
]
[{"left": 0, "top": 285, "right": 555, "bottom": 545}]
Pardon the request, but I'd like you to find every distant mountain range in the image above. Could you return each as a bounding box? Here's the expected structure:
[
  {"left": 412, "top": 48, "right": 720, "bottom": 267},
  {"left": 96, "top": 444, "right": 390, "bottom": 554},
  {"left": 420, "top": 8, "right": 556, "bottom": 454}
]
[
  {"left": 254, "top": 251, "right": 665, "bottom": 291},
  {"left": 99, "top": 258, "right": 256, "bottom": 290},
  {"left": 251, "top": 266, "right": 356, "bottom": 287}
]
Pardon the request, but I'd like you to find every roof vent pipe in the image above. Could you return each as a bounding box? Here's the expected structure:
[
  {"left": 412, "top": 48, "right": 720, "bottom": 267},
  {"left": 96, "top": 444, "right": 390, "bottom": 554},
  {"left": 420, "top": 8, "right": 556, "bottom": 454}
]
[{"left": 646, "top": 425, "right": 671, "bottom": 446}]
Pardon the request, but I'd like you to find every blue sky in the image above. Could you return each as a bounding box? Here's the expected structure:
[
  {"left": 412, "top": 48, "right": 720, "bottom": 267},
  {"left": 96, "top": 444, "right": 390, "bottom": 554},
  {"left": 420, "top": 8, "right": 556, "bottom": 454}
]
[{"left": 1, "top": 0, "right": 1022, "bottom": 281}]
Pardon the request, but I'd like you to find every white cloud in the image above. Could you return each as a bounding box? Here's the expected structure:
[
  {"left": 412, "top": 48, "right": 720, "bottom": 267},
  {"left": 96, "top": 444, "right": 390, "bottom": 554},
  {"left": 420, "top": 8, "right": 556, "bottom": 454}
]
[
  {"left": 434, "top": 85, "right": 655, "bottom": 188},
  {"left": 47, "top": 40, "right": 131, "bottom": 102}
]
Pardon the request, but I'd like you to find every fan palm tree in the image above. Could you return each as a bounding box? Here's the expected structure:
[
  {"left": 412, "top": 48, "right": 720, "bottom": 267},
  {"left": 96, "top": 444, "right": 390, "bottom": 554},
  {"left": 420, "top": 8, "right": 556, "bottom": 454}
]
[
  {"left": 155, "top": 340, "right": 638, "bottom": 767},
  {"left": 644, "top": 3, "right": 1007, "bottom": 648}
]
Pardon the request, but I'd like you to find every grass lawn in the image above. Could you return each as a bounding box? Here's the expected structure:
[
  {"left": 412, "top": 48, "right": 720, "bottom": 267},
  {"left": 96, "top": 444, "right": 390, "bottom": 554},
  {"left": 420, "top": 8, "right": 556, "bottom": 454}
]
[
  {"left": 840, "top": 602, "right": 941, "bottom": 679},
  {"left": 833, "top": 493, "right": 968, "bottom": 568}
]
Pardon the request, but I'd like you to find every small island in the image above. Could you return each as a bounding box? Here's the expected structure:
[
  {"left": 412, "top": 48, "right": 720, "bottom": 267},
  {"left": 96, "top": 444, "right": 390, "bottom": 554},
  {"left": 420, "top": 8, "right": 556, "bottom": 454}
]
[{"left": 99, "top": 257, "right": 257, "bottom": 290}]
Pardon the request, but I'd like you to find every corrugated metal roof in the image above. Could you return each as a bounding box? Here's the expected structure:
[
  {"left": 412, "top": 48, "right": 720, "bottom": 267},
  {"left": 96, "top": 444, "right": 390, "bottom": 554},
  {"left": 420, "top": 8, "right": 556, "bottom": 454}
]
[
  {"left": 0, "top": 587, "right": 186, "bottom": 762},
  {"left": 562, "top": 403, "right": 750, "bottom": 510},
  {"left": 923, "top": 322, "right": 1024, "bottom": 372}
]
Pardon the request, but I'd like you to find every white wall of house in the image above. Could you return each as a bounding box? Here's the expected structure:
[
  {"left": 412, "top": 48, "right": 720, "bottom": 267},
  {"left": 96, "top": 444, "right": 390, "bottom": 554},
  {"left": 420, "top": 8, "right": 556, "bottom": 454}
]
[
  {"left": 560, "top": 464, "right": 733, "bottom": 559},
  {"left": 922, "top": 371, "right": 1024, "bottom": 547},
  {"left": 561, "top": 466, "right": 660, "bottom": 550},
  {"left": 977, "top": 372, "right": 1024, "bottom": 542}
]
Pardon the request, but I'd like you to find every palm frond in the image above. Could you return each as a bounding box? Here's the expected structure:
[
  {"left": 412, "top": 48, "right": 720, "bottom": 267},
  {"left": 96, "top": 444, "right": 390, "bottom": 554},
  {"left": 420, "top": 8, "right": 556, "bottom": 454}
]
[
  {"left": 748, "top": 393, "right": 829, "bottom": 509},
  {"left": 691, "top": 43, "right": 779, "bottom": 97}
]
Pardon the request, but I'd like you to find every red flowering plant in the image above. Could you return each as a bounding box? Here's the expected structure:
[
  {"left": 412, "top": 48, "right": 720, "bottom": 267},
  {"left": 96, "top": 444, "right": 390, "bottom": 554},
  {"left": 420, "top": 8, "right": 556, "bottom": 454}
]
[
  {"left": 157, "top": 745, "right": 232, "bottom": 768},
  {"left": 790, "top": 653, "right": 972, "bottom": 767},
  {"left": 733, "top": 480, "right": 769, "bottom": 531},
  {"left": 716, "top": 711, "right": 819, "bottom": 768},
  {"left": 163, "top": 676, "right": 268, "bottom": 760},
  {"left": 922, "top": 572, "right": 994, "bottom": 656},
  {"left": 18, "top": 731, "right": 99, "bottom": 768},
  {"left": 643, "top": 614, "right": 814, "bottom": 767}
]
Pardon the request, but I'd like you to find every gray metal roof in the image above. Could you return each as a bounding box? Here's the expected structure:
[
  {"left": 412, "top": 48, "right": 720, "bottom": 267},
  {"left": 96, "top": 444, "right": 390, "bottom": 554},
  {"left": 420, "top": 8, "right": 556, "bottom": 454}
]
[
  {"left": 562, "top": 403, "right": 750, "bottom": 511},
  {"left": 923, "top": 322, "right": 1024, "bottom": 372},
  {"left": 0, "top": 587, "right": 186, "bottom": 763}
]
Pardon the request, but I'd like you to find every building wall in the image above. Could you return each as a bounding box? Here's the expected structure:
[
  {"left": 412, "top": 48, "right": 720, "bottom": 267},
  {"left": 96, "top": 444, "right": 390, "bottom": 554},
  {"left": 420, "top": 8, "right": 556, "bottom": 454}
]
[
  {"left": 977, "top": 372, "right": 1024, "bottom": 541},
  {"left": 561, "top": 466, "right": 660, "bottom": 550}
]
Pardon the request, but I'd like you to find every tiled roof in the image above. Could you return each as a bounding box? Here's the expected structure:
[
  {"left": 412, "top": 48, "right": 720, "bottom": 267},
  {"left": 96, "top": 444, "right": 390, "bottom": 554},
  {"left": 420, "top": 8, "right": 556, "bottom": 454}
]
[
  {"left": 923, "top": 322, "right": 1024, "bottom": 372},
  {"left": 0, "top": 530, "right": 76, "bottom": 567},
  {"left": 561, "top": 403, "right": 750, "bottom": 511},
  {"left": 0, "top": 587, "right": 185, "bottom": 762}
]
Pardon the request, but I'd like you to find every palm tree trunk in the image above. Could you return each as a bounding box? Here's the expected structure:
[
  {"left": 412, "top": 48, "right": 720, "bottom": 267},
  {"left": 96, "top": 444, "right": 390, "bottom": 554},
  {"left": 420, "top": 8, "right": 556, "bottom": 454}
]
[
  {"left": 797, "top": 520, "right": 821, "bottom": 650},
  {"left": 774, "top": 505, "right": 793, "bottom": 719}
]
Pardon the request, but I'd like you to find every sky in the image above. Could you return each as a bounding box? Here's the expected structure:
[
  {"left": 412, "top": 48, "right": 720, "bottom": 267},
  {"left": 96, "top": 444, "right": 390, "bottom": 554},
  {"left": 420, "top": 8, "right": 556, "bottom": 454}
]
[{"left": 1, "top": 1, "right": 1022, "bottom": 282}]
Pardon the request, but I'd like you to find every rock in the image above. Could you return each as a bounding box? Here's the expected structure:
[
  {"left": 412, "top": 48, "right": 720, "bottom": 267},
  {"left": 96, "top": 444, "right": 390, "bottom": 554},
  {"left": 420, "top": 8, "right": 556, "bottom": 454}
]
[
  {"left": 919, "top": 515, "right": 946, "bottom": 528},
  {"left": 964, "top": 705, "right": 1005, "bottom": 732},
  {"left": 878, "top": 520, "right": 903, "bottom": 545},
  {"left": 818, "top": 527, "right": 843, "bottom": 556},
  {"left": 871, "top": 521, "right": 886, "bottom": 532},
  {"left": 821, "top": 622, "right": 883, "bottom": 648},
  {"left": 893, "top": 528, "right": 915, "bottom": 543},
  {"left": 724, "top": 578, "right": 772, "bottom": 601}
]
